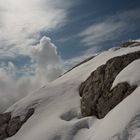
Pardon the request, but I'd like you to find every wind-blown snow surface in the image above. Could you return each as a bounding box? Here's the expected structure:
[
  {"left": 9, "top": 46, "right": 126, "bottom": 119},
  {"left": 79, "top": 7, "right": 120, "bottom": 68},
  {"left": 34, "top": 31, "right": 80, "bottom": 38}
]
[{"left": 6, "top": 46, "right": 140, "bottom": 140}]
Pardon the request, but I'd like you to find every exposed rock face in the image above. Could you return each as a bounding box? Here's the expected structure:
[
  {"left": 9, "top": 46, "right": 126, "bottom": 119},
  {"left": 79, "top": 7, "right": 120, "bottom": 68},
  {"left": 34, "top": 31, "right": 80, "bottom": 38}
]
[
  {"left": 0, "top": 113, "right": 11, "bottom": 126},
  {"left": 7, "top": 116, "right": 22, "bottom": 137},
  {"left": 0, "top": 124, "right": 8, "bottom": 140},
  {"left": 120, "top": 41, "right": 140, "bottom": 48},
  {"left": 0, "top": 108, "right": 34, "bottom": 140},
  {"left": 0, "top": 113, "right": 11, "bottom": 140},
  {"left": 79, "top": 51, "right": 140, "bottom": 119}
]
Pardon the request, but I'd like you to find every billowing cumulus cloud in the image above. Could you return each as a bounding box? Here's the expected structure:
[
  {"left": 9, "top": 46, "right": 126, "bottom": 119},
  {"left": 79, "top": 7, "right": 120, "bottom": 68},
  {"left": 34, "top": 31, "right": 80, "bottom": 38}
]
[
  {"left": 0, "top": 36, "right": 63, "bottom": 112},
  {"left": 33, "top": 37, "right": 61, "bottom": 69},
  {"left": 32, "top": 36, "right": 63, "bottom": 82}
]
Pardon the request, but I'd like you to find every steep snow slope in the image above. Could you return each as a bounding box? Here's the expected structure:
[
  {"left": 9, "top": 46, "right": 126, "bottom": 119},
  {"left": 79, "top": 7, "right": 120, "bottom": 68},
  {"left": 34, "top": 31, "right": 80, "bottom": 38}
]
[{"left": 6, "top": 46, "right": 140, "bottom": 140}]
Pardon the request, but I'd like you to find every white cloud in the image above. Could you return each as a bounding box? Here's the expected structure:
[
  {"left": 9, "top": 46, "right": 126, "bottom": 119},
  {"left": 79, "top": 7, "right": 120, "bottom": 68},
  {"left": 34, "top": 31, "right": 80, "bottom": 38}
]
[
  {"left": 33, "top": 37, "right": 61, "bottom": 68},
  {"left": 0, "top": 36, "right": 63, "bottom": 112},
  {"left": 0, "top": 0, "right": 75, "bottom": 112},
  {"left": 80, "top": 20, "right": 125, "bottom": 46},
  {"left": 79, "top": 9, "right": 140, "bottom": 46},
  {"left": 0, "top": 0, "right": 74, "bottom": 54},
  {"left": 32, "top": 36, "right": 63, "bottom": 82}
]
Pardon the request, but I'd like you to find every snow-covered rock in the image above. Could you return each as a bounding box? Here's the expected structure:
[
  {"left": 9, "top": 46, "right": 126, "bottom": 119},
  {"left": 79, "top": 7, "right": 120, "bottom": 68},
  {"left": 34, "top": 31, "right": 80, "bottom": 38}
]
[
  {"left": 1, "top": 42, "right": 139, "bottom": 140},
  {"left": 79, "top": 50, "right": 140, "bottom": 119}
]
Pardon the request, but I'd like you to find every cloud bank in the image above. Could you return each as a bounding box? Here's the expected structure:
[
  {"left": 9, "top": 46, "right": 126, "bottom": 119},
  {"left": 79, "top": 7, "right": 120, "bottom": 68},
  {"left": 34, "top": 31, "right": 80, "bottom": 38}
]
[{"left": 0, "top": 36, "right": 63, "bottom": 112}]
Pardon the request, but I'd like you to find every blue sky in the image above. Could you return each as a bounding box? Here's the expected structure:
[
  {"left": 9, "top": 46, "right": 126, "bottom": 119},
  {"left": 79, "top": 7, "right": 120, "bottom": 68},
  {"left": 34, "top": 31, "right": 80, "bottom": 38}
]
[
  {"left": 0, "top": 0, "right": 140, "bottom": 69},
  {"left": 49, "top": 0, "right": 140, "bottom": 59},
  {"left": 0, "top": 0, "right": 140, "bottom": 75}
]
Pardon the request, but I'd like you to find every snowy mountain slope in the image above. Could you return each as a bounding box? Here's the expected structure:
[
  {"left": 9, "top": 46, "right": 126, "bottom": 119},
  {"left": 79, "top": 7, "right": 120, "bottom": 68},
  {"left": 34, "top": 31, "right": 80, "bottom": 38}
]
[{"left": 4, "top": 45, "right": 140, "bottom": 140}]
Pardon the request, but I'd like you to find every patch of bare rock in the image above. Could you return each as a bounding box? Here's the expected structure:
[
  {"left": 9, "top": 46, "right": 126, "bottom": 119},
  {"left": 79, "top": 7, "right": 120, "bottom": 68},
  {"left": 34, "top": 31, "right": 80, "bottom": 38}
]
[
  {"left": 79, "top": 51, "right": 140, "bottom": 119},
  {"left": 0, "top": 108, "right": 34, "bottom": 140}
]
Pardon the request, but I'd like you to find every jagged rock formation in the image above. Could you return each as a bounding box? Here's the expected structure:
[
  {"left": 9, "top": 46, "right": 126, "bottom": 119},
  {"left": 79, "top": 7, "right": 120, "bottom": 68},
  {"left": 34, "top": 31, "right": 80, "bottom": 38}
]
[
  {"left": 79, "top": 51, "right": 140, "bottom": 119},
  {"left": 0, "top": 108, "right": 34, "bottom": 140}
]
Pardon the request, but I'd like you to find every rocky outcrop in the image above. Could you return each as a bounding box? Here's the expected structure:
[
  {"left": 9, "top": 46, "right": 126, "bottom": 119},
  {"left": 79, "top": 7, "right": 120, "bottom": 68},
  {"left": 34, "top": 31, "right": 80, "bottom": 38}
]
[
  {"left": 79, "top": 51, "right": 140, "bottom": 119},
  {"left": 0, "top": 113, "right": 11, "bottom": 126},
  {"left": 120, "top": 41, "right": 140, "bottom": 48},
  {"left": 0, "top": 108, "right": 34, "bottom": 140},
  {"left": 7, "top": 116, "right": 22, "bottom": 137}
]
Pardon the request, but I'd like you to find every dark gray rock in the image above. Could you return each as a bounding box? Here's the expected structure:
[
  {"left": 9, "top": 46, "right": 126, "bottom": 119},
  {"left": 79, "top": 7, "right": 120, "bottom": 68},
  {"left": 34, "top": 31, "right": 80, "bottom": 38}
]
[
  {"left": 96, "top": 82, "right": 136, "bottom": 118},
  {"left": 0, "top": 113, "right": 11, "bottom": 140},
  {"left": 7, "top": 116, "right": 22, "bottom": 137},
  {"left": 79, "top": 51, "right": 140, "bottom": 119},
  {"left": 22, "top": 108, "right": 35, "bottom": 123},
  {"left": 0, "top": 124, "right": 8, "bottom": 140},
  {"left": 120, "top": 41, "right": 140, "bottom": 48},
  {"left": 0, "top": 113, "right": 11, "bottom": 126},
  {"left": 0, "top": 108, "right": 35, "bottom": 139}
]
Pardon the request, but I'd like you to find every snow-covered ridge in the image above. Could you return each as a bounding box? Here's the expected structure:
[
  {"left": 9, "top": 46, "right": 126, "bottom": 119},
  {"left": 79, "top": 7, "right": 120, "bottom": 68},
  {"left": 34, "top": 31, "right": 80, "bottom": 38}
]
[
  {"left": 79, "top": 50, "right": 140, "bottom": 119},
  {"left": 1, "top": 44, "right": 140, "bottom": 140}
]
